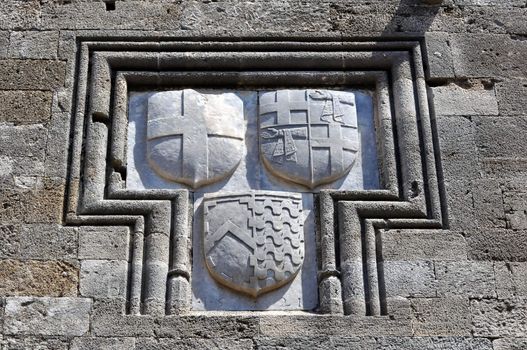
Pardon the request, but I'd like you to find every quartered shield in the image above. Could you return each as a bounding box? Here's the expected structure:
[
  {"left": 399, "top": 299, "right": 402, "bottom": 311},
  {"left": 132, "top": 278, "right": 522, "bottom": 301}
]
[
  {"left": 146, "top": 89, "right": 244, "bottom": 189},
  {"left": 259, "top": 89, "right": 359, "bottom": 188},
  {"left": 202, "top": 191, "right": 304, "bottom": 297}
]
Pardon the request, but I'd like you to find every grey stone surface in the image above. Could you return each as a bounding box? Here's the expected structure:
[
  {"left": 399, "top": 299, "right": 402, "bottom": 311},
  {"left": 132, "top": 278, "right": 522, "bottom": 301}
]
[
  {"left": 431, "top": 83, "right": 498, "bottom": 116},
  {"left": 496, "top": 79, "right": 527, "bottom": 116},
  {"left": 495, "top": 262, "right": 527, "bottom": 299},
  {"left": 0, "top": 59, "right": 65, "bottom": 90},
  {"left": 0, "top": 336, "right": 69, "bottom": 350},
  {"left": 19, "top": 224, "right": 77, "bottom": 260},
  {"left": 383, "top": 261, "right": 437, "bottom": 298},
  {"left": 410, "top": 297, "right": 471, "bottom": 336},
  {"left": 502, "top": 181, "right": 527, "bottom": 230},
  {"left": 80, "top": 260, "right": 128, "bottom": 298},
  {"left": 4, "top": 297, "right": 91, "bottom": 336},
  {"left": 435, "top": 261, "right": 496, "bottom": 298},
  {"left": 436, "top": 115, "right": 478, "bottom": 180},
  {"left": 8, "top": 31, "right": 58, "bottom": 59},
  {"left": 474, "top": 116, "right": 527, "bottom": 159},
  {"left": 493, "top": 338, "right": 527, "bottom": 350},
  {"left": 472, "top": 298, "right": 527, "bottom": 337},
  {"left": 376, "top": 337, "right": 492, "bottom": 350},
  {"left": 472, "top": 179, "right": 506, "bottom": 229},
  {"left": 78, "top": 226, "right": 129, "bottom": 260},
  {"left": 135, "top": 338, "right": 253, "bottom": 350},
  {"left": 0, "top": 90, "right": 52, "bottom": 125},
  {"left": 467, "top": 229, "right": 527, "bottom": 261},
  {"left": 424, "top": 32, "right": 455, "bottom": 80},
  {"left": 70, "top": 337, "right": 136, "bottom": 350},
  {"left": 380, "top": 229, "right": 467, "bottom": 261}
]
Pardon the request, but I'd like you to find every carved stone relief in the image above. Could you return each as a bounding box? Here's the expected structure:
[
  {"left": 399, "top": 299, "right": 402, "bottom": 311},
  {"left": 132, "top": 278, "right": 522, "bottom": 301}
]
[
  {"left": 146, "top": 90, "right": 244, "bottom": 189},
  {"left": 259, "top": 90, "right": 359, "bottom": 188},
  {"left": 202, "top": 191, "right": 304, "bottom": 297},
  {"left": 127, "top": 88, "right": 378, "bottom": 311}
]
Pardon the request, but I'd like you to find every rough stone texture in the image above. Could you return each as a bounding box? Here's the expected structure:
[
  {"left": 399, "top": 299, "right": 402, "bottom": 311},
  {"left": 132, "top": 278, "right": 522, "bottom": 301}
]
[
  {"left": 0, "top": 259, "right": 77, "bottom": 297},
  {"left": 0, "top": 225, "right": 19, "bottom": 258},
  {"left": 467, "top": 230, "right": 527, "bottom": 262},
  {"left": 382, "top": 261, "right": 437, "bottom": 298},
  {"left": 78, "top": 226, "right": 129, "bottom": 260},
  {"left": 3, "top": 297, "right": 91, "bottom": 336},
  {"left": 80, "top": 260, "right": 128, "bottom": 299},
  {"left": 495, "top": 262, "right": 527, "bottom": 299},
  {"left": 435, "top": 261, "right": 496, "bottom": 298},
  {"left": 0, "top": 59, "right": 65, "bottom": 90},
  {"left": 0, "top": 90, "right": 52, "bottom": 125},
  {"left": 9, "top": 31, "right": 59, "bottom": 60},
  {"left": 19, "top": 224, "right": 77, "bottom": 260},
  {"left": 493, "top": 338, "right": 527, "bottom": 350},
  {"left": 495, "top": 79, "right": 527, "bottom": 116},
  {"left": 0, "top": 336, "right": 69, "bottom": 350},
  {"left": 431, "top": 83, "right": 498, "bottom": 116},
  {"left": 410, "top": 297, "right": 472, "bottom": 336},
  {"left": 471, "top": 298, "right": 527, "bottom": 337},
  {"left": 70, "top": 337, "right": 136, "bottom": 350}
]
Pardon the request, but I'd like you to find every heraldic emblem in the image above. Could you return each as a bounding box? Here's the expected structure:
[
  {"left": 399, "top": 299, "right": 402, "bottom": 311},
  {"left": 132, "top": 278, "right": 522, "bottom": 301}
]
[
  {"left": 146, "top": 89, "right": 244, "bottom": 188},
  {"left": 202, "top": 191, "right": 304, "bottom": 297},
  {"left": 259, "top": 89, "right": 359, "bottom": 188}
]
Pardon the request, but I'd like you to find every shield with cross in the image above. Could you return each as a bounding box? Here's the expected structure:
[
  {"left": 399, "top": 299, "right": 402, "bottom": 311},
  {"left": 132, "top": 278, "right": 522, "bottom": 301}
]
[
  {"left": 258, "top": 89, "right": 360, "bottom": 189},
  {"left": 146, "top": 90, "right": 244, "bottom": 188}
]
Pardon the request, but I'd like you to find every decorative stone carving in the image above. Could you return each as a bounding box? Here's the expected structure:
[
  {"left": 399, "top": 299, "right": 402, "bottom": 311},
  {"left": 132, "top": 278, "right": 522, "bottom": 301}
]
[
  {"left": 259, "top": 90, "right": 359, "bottom": 189},
  {"left": 202, "top": 191, "right": 304, "bottom": 297},
  {"left": 146, "top": 90, "right": 244, "bottom": 189}
]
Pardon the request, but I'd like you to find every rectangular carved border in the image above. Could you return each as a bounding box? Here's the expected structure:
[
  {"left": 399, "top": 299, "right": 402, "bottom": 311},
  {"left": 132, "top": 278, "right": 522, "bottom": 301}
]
[{"left": 65, "top": 37, "right": 446, "bottom": 327}]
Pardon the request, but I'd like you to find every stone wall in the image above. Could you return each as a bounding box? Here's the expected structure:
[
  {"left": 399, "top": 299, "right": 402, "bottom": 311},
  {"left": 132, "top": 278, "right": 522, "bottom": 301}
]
[{"left": 1, "top": 0, "right": 527, "bottom": 349}]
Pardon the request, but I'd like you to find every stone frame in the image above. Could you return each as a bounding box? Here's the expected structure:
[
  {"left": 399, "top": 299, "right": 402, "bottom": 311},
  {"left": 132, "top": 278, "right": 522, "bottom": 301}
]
[{"left": 65, "top": 37, "right": 445, "bottom": 327}]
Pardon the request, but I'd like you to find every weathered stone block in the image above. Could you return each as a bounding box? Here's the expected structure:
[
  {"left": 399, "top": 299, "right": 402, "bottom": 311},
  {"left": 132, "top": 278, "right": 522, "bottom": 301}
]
[
  {"left": 376, "top": 336, "right": 492, "bottom": 350},
  {"left": 444, "top": 180, "right": 477, "bottom": 231},
  {"left": 78, "top": 226, "right": 129, "bottom": 260},
  {"left": 472, "top": 298, "right": 527, "bottom": 337},
  {"left": 0, "top": 177, "right": 65, "bottom": 224},
  {"left": 0, "top": 124, "right": 47, "bottom": 159},
  {"left": 451, "top": 34, "right": 527, "bottom": 78},
  {"left": 0, "top": 225, "right": 19, "bottom": 258},
  {"left": 431, "top": 84, "right": 498, "bottom": 116},
  {"left": 502, "top": 182, "right": 527, "bottom": 230},
  {"left": 156, "top": 316, "right": 260, "bottom": 339},
  {"left": 424, "top": 32, "right": 455, "bottom": 80},
  {"left": 0, "top": 31, "right": 8, "bottom": 58},
  {"left": 411, "top": 297, "right": 471, "bottom": 336},
  {"left": 19, "top": 224, "right": 77, "bottom": 259},
  {"left": 383, "top": 261, "right": 437, "bottom": 298},
  {"left": 493, "top": 338, "right": 527, "bottom": 350},
  {"left": 495, "top": 262, "right": 527, "bottom": 299},
  {"left": 467, "top": 230, "right": 527, "bottom": 262},
  {"left": 435, "top": 261, "right": 496, "bottom": 298},
  {"left": 0, "top": 59, "right": 65, "bottom": 90},
  {"left": 475, "top": 117, "right": 527, "bottom": 159},
  {"left": 80, "top": 260, "right": 128, "bottom": 299},
  {"left": 70, "top": 337, "right": 136, "bottom": 350},
  {"left": 9, "top": 31, "right": 58, "bottom": 60},
  {"left": 1, "top": 336, "right": 69, "bottom": 350},
  {"left": 0, "top": 259, "right": 77, "bottom": 297},
  {"left": 135, "top": 338, "right": 254, "bottom": 350},
  {"left": 472, "top": 179, "right": 506, "bottom": 229},
  {"left": 91, "top": 315, "right": 156, "bottom": 337},
  {"left": 381, "top": 229, "right": 467, "bottom": 261},
  {"left": 481, "top": 158, "right": 527, "bottom": 180},
  {"left": 0, "top": 90, "right": 52, "bottom": 125},
  {"left": 496, "top": 79, "right": 527, "bottom": 116},
  {"left": 436, "top": 115, "right": 478, "bottom": 180},
  {"left": 4, "top": 297, "right": 91, "bottom": 336}
]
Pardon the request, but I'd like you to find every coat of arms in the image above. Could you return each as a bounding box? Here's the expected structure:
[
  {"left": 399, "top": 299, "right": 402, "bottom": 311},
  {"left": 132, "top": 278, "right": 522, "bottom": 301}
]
[
  {"left": 259, "top": 89, "right": 359, "bottom": 188},
  {"left": 202, "top": 191, "right": 304, "bottom": 297},
  {"left": 146, "top": 89, "right": 244, "bottom": 188}
]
